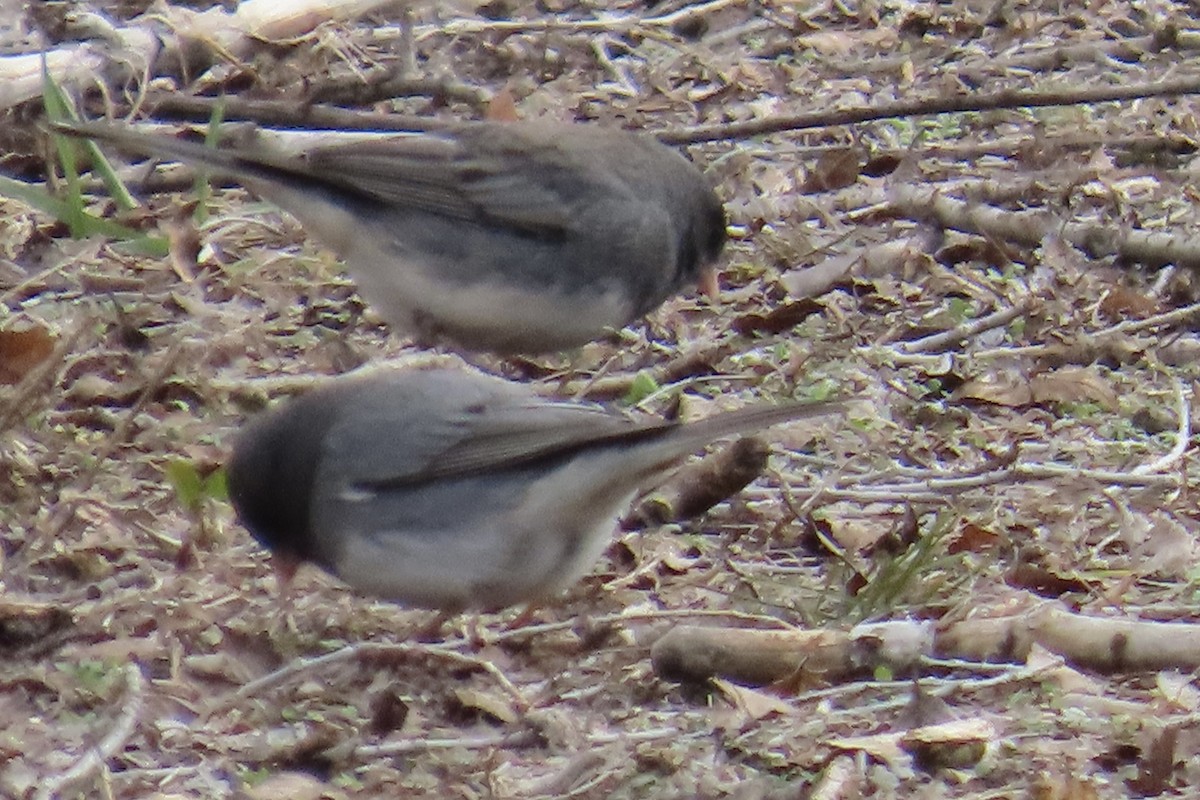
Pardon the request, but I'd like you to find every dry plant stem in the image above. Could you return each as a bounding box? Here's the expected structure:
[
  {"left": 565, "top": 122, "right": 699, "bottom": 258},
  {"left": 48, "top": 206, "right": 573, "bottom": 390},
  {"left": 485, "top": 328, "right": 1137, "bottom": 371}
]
[
  {"left": 1031, "top": 606, "right": 1200, "bottom": 672},
  {"left": 355, "top": 725, "right": 679, "bottom": 760},
  {"left": 657, "top": 76, "right": 1200, "bottom": 145},
  {"left": 787, "top": 454, "right": 1181, "bottom": 504},
  {"left": 775, "top": 383, "right": 1188, "bottom": 501},
  {"left": 0, "top": 0, "right": 398, "bottom": 111},
  {"left": 423, "top": 0, "right": 743, "bottom": 36},
  {"left": 623, "top": 436, "right": 769, "bottom": 529},
  {"left": 791, "top": 659, "right": 1057, "bottom": 714},
  {"left": 810, "top": 756, "right": 858, "bottom": 800},
  {"left": 950, "top": 131, "right": 1193, "bottom": 161},
  {"left": 895, "top": 300, "right": 1034, "bottom": 355},
  {"left": 893, "top": 184, "right": 1200, "bottom": 270},
  {"left": 651, "top": 621, "right": 932, "bottom": 685},
  {"left": 591, "top": 35, "right": 639, "bottom": 97},
  {"left": 875, "top": 299, "right": 1200, "bottom": 367},
  {"left": 148, "top": 91, "right": 479, "bottom": 129},
  {"left": 938, "top": 603, "right": 1200, "bottom": 672},
  {"left": 35, "top": 663, "right": 145, "bottom": 800},
  {"left": 979, "top": 27, "right": 1184, "bottom": 75},
  {"left": 211, "top": 641, "right": 526, "bottom": 716},
  {"left": 355, "top": 731, "right": 542, "bottom": 758},
  {"left": 486, "top": 607, "right": 797, "bottom": 645},
  {"left": 567, "top": 338, "right": 737, "bottom": 400},
  {"left": 1131, "top": 379, "right": 1189, "bottom": 475},
  {"left": 1105, "top": 299, "right": 1200, "bottom": 337},
  {"left": 309, "top": 73, "right": 487, "bottom": 108},
  {"left": 522, "top": 748, "right": 612, "bottom": 799},
  {"left": 0, "top": 258, "right": 85, "bottom": 308}
]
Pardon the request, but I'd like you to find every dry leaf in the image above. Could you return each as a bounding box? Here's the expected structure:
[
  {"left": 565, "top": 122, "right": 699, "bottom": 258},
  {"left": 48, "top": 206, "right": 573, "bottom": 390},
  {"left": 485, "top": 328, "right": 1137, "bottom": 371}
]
[
  {"left": 955, "top": 373, "right": 1033, "bottom": 407},
  {"left": 0, "top": 597, "right": 72, "bottom": 648},
  {"left": 1154, "top": 671, "right": 1200, "bottom": 712},
  {"left": 1032, "top": 773, "right": 1101, "bottom": 800},
  {"left": 243, "top": 771, "right": 330, "bottom": 800},
  {"left": 452, "top": 687, "right": 519, "bottom": 724},
  {"left": 860, "top": 238, "right": 935, "bottom": 280},
  {"left": 803, "top": 148, "right": 863, "bottom": 192},
  {"left": 827, "top": 730, "right": 908, "bottom": 769},
  {"left": 712, "top": 678, "right": 794, "bottom": 721},
  {"left": 0, "top": 322, "right": 55, "bottom": 385},
  {"left": 64, "top": 373, "right": 142, "bottom": 406},
  {"left": 484, "top": 86, "right": 521, "bottom": 122},
  {"left": 780, "top": 253, "right": 856, "bottom": 298},
  {"left": 900, "top": 718, "right": 994, "bottom": 771},
  {"left": 947, "top": 522, "right": 1002, "bottom": 554},
  {"left": 185, "top": 652, "right": 256, "bottom": 684},
  {"left": 1099, "top": 286, "right": 1159, "bottom": 318},
  {"left": 1129, "top": 512, "right": 1198, "bottom": 579},
  {"left": 165, "top": 216, "right": 202, "bottom": 282},
  {"left": 1029, "top": 367, "right": 1118, "bottom": 411},
  {"left": 824, "top": 516, "right": 885, "bottom": 553}
]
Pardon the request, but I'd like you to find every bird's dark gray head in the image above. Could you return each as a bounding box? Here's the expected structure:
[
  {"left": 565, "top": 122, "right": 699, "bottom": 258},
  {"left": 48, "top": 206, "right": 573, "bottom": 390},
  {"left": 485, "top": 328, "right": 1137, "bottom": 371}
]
[
  {"left": 694, "top": 187, "right": 728, "bottom": 265},
  {"left": 226, "top": 390, "right": 344, "bottom": 565}
]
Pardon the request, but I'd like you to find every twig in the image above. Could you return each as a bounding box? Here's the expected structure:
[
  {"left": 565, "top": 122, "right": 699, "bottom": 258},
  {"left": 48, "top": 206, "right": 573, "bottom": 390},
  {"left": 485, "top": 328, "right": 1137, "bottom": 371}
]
[
  {"left": 896, "top": 300, "right": 1034, "bottom": 354},
  {"left": 772, "top": 432, "right": 1186, "bottom": 505},
  {"left": 423, "top": 0, "right": 744, "bottom": 36},
  {"left": 892, "top": 184, "right": 1200, "bottom": 270},
  {"left": 210, "top": 641, "right": 527, "bottom": 716},
  {"left": 591, "top": 35, "right": 639, "bottom": 97},
  {"left": 656, "top": 75, "right": 1200, "bottom": 144},
  {"left": 148, "top": 93, "right": 456, "bottom": 130},
  {"left": 1103, "top": 300, "right": 1200, "bottom": 337},
  {"left": 36, "top": 663, "right": 145, "bottom": 800},
  {"left": 485, "top": 606, "right": 797, "bottom": 645},
  {"left": 354, "top": 730, "right": 543, "bottom": 757},
  {"left": 354, "top": 725, "right": 679, "bottom": 759},
  {"left": 865, "top": 299, "right": 1200, "bottom": 367},
  {"left": 1131, "top": 379, "right": 1190, "bottom": 475}
]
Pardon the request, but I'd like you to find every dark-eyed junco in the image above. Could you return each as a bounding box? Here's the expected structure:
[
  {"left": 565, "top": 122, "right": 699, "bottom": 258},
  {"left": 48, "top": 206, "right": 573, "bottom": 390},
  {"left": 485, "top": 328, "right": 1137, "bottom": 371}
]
[
  {"left": 51, "top": 119, "right": 726, "bottom": 354},
  {"left": 226, "top": 367, "right": 843, "bottom": 611}
]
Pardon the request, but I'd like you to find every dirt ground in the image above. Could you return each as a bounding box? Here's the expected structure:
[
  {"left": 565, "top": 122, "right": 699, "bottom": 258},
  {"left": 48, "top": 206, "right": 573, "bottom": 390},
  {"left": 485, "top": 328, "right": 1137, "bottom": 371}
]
[{"left": 3, "top": 0, "right": 1200, "bottom": 797}]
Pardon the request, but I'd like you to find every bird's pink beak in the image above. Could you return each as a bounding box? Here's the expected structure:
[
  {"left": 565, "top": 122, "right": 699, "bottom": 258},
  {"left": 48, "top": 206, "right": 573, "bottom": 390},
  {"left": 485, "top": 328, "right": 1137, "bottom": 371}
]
[
  {"left": 271, "top": 551, "right": 300, "bottom": 590},
  {"left": 699, "top": 267, "right": 720, "bottom": 301}
]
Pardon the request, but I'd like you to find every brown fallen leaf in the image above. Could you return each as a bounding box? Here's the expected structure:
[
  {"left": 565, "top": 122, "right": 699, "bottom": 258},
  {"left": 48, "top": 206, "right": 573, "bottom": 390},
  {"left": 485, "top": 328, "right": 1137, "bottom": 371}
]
[
  {"left": 0, "top": 597, "right": 73, "bottom": 650},
  {"left": 1032, "top": 772, "right": 1101, "bottom": 800},
  {"left": 452, "top": 686, "right": 520, "bottom": 724},
  {"left": 485, "top": 85, "right": 521, "bottom": 122},
  {"left": 954, "top": 372, "right": 1034, "bottom": 407},
  {"left": 712, "top": 678, "right": 794, "bottom": 721},
  {"left": 0, "top": 321, "right": 55, "bottom": 385},
  {"left": 803, "top": 147, "right": 864, "bottom": 192},
  {"left": 1099, "top": 285, "right": 1159, "bottom": 318},
  {"left": 901, "top": 718, "right": 994, "bottom": 772},
  {"left": 243, "top": 771, "right": 329, "bottom": 800},
  {"left": 1029, "top": 366, "right": 1119, "bottom": 411}
]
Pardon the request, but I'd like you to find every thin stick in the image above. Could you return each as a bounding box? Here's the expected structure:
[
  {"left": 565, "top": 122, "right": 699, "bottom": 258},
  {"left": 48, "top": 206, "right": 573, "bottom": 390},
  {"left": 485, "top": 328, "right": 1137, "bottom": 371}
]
[
  {"left": 210, "top": 641, "right": 526, "bottom": 715},
  {"left": 36, "top": 664, "right": 145, "bottom": 800}
]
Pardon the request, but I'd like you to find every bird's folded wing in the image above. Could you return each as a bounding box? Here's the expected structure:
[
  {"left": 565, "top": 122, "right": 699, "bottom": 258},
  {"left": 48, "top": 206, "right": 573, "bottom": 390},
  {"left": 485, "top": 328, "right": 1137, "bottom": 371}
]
[
  {"left": 346, "top": 401, "right": 668, "bottom": 488},
  {"left": 305, "top": 135, "right": 584, "bottom": 235}
]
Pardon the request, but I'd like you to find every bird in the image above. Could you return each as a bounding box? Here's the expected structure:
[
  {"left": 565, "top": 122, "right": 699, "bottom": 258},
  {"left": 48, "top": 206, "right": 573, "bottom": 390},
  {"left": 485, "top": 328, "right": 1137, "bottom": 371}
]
[
  {"left": 225, "top": 366, "right": 844, "bottom": 612},
  {"left": 50, "top": 118, "right": 727, "bottom": 354}
]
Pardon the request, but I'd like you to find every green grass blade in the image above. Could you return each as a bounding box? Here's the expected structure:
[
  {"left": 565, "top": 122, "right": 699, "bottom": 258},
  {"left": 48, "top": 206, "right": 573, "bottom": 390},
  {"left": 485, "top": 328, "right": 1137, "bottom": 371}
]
[
  {"left": 0, "top": 175, "right": 169, "bottom": 257},
  {"left": 41, "top": 57, "right": 87, "bottom": 238},
  {"left": 192, "top": 97, "right": 228, "bottom": 225}
]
